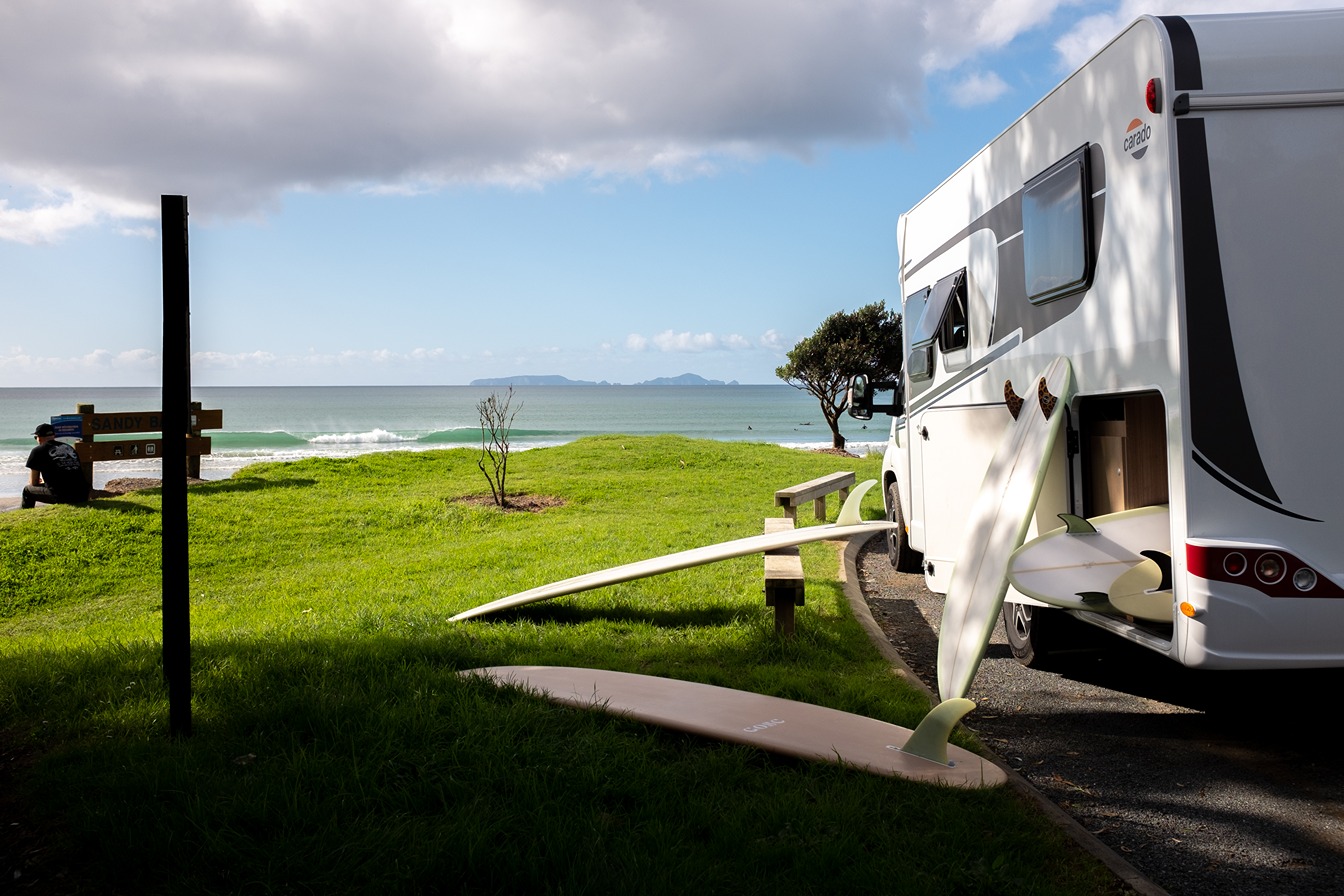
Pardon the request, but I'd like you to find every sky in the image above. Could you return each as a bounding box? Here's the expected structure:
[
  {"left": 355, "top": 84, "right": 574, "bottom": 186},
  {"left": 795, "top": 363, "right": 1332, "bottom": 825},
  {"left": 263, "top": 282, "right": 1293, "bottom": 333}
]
[{"left": 2, "top": 0, "right": 1337, "bottom": 387}]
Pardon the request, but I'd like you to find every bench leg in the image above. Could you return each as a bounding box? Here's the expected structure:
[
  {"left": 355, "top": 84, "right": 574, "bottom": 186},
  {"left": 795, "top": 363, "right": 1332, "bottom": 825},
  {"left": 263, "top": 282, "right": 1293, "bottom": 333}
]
[
  {"left": 773, "top": 598, "right": 796, "bottom": 636},
  {"left": 782, "top": 504, "right": 797, "bottom": 521},
  {"left": 765, "top": 583, "right": 804, "bottom": 636},
  {"left": 813, "top": 496, "right": 826, "bottom": 521}
]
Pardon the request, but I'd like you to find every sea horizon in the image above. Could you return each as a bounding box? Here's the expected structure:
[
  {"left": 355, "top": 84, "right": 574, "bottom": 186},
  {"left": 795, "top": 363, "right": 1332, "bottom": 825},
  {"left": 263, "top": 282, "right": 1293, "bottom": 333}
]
[{"left": 2, "top": 384, "right": 888, "bottom": 499}]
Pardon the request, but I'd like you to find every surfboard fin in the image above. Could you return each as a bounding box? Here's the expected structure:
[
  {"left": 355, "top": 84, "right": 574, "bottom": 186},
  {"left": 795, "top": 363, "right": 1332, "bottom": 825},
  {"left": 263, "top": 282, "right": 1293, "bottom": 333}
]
[
  {"left": 835, "top": 479, "right": 878, "bottom": 527},
  {"left": 1038, "top": 376, "right": 1059, "bottom": 419},
  {"left": 1074, "top": 591, "right": 1111, "bottom": 605},
  {"left": 1004, "top": 380, "right": 1024, "bottom": 420},
  {"left": 902, "top": 697, "right": 976, "bottom": 766},
  {"left": 1058, "top": 513, "right": 1097, "bottom": 535},
  {"left": 1140, "top": 550, "right": 1174, "bottom": 591}
]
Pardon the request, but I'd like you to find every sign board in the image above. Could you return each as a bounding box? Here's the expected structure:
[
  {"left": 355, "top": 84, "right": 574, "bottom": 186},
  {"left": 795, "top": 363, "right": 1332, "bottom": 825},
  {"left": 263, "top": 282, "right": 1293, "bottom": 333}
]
[
  {"left": 50, "top": 414, "right": 83, "bottom": 439},
  {"left": 74, "top": 437, "right": 212, "bottom": 463},
  {"left": 80, "top": 408, "right": 223, "bottom": 435}
]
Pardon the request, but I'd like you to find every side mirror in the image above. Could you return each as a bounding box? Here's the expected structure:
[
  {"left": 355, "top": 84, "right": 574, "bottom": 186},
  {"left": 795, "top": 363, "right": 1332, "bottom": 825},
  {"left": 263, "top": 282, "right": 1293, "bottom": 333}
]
[
  {"left": 847, "top": 374, "right": 873, "bottom": 421},
  {"left": 846, "top": 374, "right": 904, "bottom": 420}
]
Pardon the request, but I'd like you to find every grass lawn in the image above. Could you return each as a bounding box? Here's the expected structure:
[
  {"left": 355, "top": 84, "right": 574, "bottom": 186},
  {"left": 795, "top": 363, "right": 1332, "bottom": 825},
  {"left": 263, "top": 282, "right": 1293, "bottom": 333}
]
[{"left": 1, "top": 436, "right": 1124, "bottom": 894}]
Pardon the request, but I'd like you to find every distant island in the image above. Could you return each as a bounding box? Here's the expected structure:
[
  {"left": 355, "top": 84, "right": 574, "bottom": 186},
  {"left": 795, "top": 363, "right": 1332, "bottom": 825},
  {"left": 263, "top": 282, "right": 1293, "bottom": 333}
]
[{"left": 469, "top": 373, "right": 740, "bottom": 386}]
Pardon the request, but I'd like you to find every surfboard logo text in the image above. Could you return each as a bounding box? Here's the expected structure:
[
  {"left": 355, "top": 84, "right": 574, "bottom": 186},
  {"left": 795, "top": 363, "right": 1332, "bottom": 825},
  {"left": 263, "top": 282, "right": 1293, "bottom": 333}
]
[
  {"left": 1123, "top": 118, "right": 1151, "bottom": 160},
  {"left": 743, "top": 718, "right": 786, "bottom": 733}
]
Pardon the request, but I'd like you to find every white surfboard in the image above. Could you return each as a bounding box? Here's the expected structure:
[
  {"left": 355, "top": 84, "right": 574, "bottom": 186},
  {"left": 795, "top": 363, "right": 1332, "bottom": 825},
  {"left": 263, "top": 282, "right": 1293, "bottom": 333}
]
[
  {"left": 1006, "top": 505, "right": 1171, "bottom": 612},
  {"left": 450, "top": 480, "right": 894, "bottom": 622},
  {"left": 463, "top": 665, "right": 1005, "bottom": 788},
  {"left": 937, "top": 356, "right": 1076, "bottom": 701},
  {"left": 1107, "top": 554, "right": 1174, "bottom": 622}
]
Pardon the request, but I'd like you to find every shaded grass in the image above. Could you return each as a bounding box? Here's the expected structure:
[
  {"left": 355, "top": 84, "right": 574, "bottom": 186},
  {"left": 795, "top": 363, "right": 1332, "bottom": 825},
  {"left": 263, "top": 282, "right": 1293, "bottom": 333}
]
[{"left": 0, "top": 436, "right": 1124, "bottom": 894}]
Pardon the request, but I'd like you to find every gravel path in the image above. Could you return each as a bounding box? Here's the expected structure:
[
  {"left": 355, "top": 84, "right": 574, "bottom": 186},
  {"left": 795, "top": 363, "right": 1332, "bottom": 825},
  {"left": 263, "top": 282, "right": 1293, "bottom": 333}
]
[{"left": 856, "top": 541, "right": 1344, "bottom": 896}]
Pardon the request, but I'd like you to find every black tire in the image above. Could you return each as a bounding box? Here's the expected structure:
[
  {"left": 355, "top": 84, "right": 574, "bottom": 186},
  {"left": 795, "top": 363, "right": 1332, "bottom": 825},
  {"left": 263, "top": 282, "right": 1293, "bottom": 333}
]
[
  {"left": 886, "top": 481, "right": 924, "bottom": 574},
  {"left": 1002, "top": 601, "right": 1054, "bottom": 667}
]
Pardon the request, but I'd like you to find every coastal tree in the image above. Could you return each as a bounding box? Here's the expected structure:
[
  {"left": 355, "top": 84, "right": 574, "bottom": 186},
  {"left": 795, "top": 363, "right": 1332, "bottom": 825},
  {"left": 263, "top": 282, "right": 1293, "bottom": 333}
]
[
  {"left": 775, "top": 301, "right": 902, "bottom": 449},
  {"left": 477, "top": 387, "right": 521, "bottom": 507}
]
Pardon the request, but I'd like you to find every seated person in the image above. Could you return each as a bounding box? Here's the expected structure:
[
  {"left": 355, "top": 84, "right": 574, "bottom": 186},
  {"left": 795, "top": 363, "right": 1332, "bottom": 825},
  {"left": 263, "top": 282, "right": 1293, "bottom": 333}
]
[{"left": 23, "top": 423, "right": 89, "bottom": 509}]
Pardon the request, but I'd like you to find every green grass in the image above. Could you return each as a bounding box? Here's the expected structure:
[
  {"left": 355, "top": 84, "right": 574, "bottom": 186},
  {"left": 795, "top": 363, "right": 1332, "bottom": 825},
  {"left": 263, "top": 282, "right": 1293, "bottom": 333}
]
[{"left": 1, "top": 436, "right": 1122, "bottom": 894}]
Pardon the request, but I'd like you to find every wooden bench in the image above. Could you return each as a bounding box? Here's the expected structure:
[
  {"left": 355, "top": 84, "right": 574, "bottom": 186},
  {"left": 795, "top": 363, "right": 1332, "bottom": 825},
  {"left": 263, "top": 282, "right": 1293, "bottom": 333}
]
[
  {"left": 775, "top": 471, "right": 855, "bottom": 521},
  {"left": 763, "top": 517, "right": 805, "bottom": 635}
]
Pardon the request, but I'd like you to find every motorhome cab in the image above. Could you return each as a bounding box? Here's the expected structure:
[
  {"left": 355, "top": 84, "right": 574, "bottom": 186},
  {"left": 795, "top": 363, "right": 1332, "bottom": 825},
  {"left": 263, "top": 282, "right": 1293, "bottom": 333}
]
[{"left": 850, "top": 11, "right": 1344, "bottom": 669}]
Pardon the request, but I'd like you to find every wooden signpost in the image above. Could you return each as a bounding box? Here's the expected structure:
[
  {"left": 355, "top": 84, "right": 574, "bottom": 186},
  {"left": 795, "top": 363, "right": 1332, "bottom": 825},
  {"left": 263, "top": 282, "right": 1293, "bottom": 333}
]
[{"left": 60, "top": 404, "right": 222, "bottom": 484}]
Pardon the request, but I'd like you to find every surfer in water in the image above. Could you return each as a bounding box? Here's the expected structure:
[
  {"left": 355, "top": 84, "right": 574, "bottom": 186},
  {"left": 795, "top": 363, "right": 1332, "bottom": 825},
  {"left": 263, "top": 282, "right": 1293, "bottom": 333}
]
[{"left": 21, "top": 423, "right": 89, "bottom": 509}]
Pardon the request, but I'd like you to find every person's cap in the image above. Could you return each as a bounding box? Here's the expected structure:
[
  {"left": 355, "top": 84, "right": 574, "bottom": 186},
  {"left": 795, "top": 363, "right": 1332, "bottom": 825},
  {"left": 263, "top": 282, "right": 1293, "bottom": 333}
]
[{"left": 33, "top": 423, "right": 55, "bottom": 437}]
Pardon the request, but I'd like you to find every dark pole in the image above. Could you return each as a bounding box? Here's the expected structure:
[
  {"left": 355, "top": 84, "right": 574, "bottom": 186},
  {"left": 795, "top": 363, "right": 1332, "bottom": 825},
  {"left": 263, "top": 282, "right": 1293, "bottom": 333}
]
[{"left": 161, "top": 195, "right": 192, "bottom": 737}]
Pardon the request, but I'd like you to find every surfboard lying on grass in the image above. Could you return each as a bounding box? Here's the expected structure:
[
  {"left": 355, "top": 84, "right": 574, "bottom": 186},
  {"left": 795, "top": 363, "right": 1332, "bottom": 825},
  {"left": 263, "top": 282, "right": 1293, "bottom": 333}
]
[
  {"left": 463, "top": 665, "right": 1006, "bottom": 788},
  {"left": 937, "top": 356, "right": 1076, "bottom": 701},
  {"left": 450, "top": 480, "right": 894, "bottom": 622},
  {"left": 1007, "top": 505, "right": 1171, "bottom": 613}
]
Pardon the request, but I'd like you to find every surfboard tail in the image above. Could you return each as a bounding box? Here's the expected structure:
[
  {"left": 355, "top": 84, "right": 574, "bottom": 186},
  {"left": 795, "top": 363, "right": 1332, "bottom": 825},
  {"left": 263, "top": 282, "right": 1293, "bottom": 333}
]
[{"left": 902, "top": 698, "right": 976, "bottom": 766}]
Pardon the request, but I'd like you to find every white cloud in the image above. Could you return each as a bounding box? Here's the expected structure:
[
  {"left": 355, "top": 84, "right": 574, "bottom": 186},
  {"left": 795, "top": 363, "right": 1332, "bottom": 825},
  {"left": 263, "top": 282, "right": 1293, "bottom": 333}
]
[
  {"left": 191, "top": 347, "right": 448, "bottom": 370},
  {"left": 0, "top": 346, "right": 161, "bottom": 380},
  {"left": 759, "top": 329, "right": 786, "bottom": 351},
  {"left": 12, "top": 1, "right": 1332, "bottom": 244},
  {"left": 921, "top": 0, "right": 1071, "bottom": 72},
  {"left": 0, "top": 0, "right": 939, "bottom": 242},
  {"left": 626, "top": 330, "right": 758, "bottom": 353},
  {"left": 194, "top": 350, "right": 280, "bottom": 369},
  {"left": 653, "top": 331, "right": 720, "bottom": 352},
  {"left": 947, "top": 71, "right": 1011, "bottom": 108},
  {"left": 4, "top": 0, "right": 1124, "bottom": 244}
]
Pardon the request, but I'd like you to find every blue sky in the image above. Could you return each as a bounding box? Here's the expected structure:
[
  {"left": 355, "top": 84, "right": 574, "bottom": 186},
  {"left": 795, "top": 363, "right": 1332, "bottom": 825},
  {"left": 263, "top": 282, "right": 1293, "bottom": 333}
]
[{"left": 3, "top": 0, "right": 1334, "bottom": 387}]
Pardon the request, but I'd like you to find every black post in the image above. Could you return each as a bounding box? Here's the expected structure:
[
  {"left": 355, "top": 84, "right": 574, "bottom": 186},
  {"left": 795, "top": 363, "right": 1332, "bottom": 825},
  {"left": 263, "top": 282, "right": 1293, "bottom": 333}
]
[{"left": 161, "top": 195, "right": 192, "bottom": 737}]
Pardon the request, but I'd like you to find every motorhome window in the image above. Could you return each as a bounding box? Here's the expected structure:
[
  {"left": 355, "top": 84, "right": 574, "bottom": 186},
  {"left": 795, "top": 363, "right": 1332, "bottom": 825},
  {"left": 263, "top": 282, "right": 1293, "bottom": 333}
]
[
  {"left": 903, "top": 285, "right": 930, "bottom": 344},
  {"left": 1023, "top": 146, "right": 1093, "bottom": 304},
  {"left": 938, "top": 275, "right": 969, "bottom": 352},
  {"left": 904, "top": 284, "right": 933, "bottom": 380},
  {"left": 907, "top": 269, "right": 966, "bottom": 350}
]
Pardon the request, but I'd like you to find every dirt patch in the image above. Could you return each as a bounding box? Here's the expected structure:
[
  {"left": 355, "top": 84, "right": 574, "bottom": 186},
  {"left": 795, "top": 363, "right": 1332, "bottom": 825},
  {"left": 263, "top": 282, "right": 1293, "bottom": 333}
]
[
  {"left": 810, "top": 447, "right": 859, "bottom": 458},
  {"left": 93, "top": 477, "right": 208, "bottom": 498},
  {"left": 457, "top": 494, "right": 566, "bottom": 513}
]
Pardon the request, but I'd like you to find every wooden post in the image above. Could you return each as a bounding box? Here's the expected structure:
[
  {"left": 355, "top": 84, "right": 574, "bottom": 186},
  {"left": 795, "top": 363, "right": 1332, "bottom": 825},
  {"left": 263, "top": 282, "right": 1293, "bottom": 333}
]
[
  {"left": 76, "top": 403, "right": 95, "bottom": 496},
  {"left": 161, "top": 195, "right": 192, "bottom": 737},
  {"left": 763, "top": 518, "right": 805, "bottom": 637}
]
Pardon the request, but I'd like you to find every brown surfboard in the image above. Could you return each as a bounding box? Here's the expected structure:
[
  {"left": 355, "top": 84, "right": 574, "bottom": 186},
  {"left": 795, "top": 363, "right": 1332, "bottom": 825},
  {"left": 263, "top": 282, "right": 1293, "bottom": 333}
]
[{"left": 463, "top": 665, "right": 1005, "bottom": 788}]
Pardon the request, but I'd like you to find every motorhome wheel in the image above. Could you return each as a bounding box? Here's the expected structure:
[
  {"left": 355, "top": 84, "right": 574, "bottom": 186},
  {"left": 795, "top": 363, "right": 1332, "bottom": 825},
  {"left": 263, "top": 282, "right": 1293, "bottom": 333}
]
[
  {"left": 1002, "top": 602, "right": 1054, "bottom": 667},
  {"left": 887, "top": 481, "right": 924, "bottom": 574}
]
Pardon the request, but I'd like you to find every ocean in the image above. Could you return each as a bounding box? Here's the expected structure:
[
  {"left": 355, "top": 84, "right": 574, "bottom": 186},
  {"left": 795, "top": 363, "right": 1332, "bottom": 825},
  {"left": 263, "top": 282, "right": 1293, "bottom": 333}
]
[{"left": 1, "top": 385, "right": 887, "bottom": 497}]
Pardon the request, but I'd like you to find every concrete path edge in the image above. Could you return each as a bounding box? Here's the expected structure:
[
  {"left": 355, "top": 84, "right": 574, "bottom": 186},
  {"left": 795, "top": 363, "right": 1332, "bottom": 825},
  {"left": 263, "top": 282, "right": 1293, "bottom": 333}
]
[{"left": 839, "top": 534, "right": 1169, "bottom": 896}]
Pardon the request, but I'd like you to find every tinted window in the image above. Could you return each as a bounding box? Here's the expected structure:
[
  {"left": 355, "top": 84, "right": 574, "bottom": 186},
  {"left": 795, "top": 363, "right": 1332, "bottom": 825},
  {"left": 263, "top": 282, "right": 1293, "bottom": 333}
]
[
  {"left": 907, "top": 270, "right": 965, "bottom": 349},
  {"left": 1023, "top": 146, "right": 1092, "bottom": 303},
  {"left": 939, "top": 275, "right": 968, "bottom": 352}
]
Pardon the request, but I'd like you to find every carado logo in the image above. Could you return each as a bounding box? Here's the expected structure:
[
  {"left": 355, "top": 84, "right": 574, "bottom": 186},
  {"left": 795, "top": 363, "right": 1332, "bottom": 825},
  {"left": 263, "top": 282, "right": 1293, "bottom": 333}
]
[
  {"left": 1123, "top": 117, "right": 1152, "bottom": 160},
  {"left": 743, "top": 718, "right": 786, "bottom": 733}
]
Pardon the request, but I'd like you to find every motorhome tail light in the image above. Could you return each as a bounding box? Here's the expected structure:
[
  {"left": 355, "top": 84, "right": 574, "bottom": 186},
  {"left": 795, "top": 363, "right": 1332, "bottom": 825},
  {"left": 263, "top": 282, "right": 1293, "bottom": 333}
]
[
  {"left": 1146, "top": 78, "right": 1162, "bottom": 113},
  {"left": 1255, "top": 553, "right": 1285, "bottom": 584},
  {"left": 1187, "top": 542, "right": 1344, "bottom": 598}
]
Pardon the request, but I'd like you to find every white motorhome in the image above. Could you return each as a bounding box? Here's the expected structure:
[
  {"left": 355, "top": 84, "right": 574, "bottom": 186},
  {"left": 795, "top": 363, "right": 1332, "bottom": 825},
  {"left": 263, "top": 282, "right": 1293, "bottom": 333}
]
[{"left": 849, "top": 10, "right": 1344, "bottom": 669}]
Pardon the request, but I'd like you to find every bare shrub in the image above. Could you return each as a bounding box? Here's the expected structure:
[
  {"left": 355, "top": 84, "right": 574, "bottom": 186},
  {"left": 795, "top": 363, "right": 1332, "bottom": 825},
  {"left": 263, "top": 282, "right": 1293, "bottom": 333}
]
[{"left": 477, "top": 388, "right": 521, "bottom": 507}]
